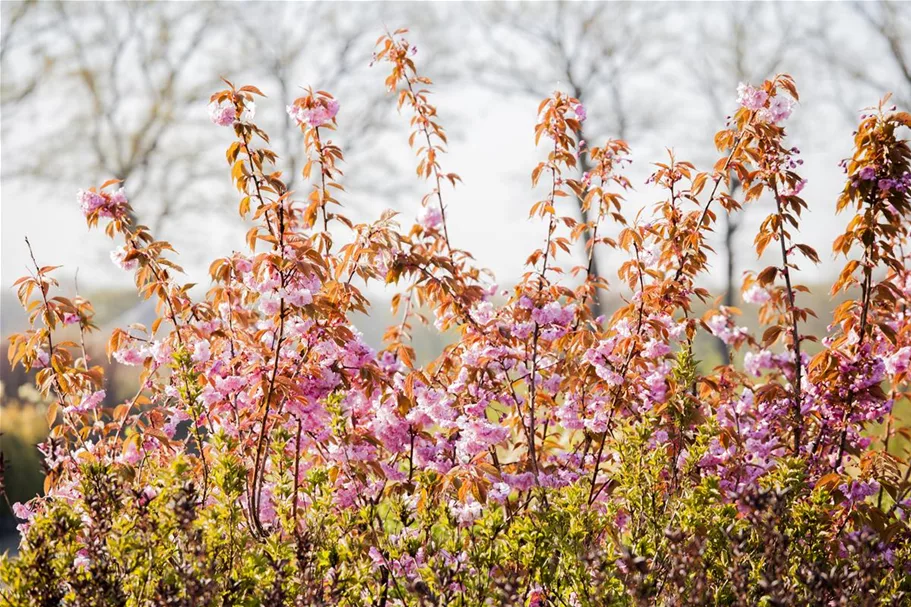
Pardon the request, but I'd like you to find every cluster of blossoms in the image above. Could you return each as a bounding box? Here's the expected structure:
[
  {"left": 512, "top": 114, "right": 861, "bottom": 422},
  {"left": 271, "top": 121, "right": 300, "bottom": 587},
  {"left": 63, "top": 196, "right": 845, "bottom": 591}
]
[
  {"left": 287, "top": 97, "right": 339, "bottom": 128},
  {"left": 208, "top": 97, "right": 255, "bottom": 126},
  {"left": 851, "top": 163, "right": 911, "bottom": 194},
  {"left": 77, "top": 187, "right": 128, "bottom": 219},
  {"left": 737, "top": 82, "right": 794, "bottom": 123},
  {"left": 4, "top": 37, "right": 911, "bottom": 605},
  {"left": 416, "top": 203, "right": 443, "bottom": 230},
  {"left": 706, "top": 312, "right": 750, "bottom": 346}
]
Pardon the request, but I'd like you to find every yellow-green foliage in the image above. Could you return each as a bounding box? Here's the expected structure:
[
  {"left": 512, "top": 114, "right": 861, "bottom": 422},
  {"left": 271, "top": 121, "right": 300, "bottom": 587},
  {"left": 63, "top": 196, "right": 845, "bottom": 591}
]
[{"left": 1, "top": 384, "right": 50, "bottom": 517}]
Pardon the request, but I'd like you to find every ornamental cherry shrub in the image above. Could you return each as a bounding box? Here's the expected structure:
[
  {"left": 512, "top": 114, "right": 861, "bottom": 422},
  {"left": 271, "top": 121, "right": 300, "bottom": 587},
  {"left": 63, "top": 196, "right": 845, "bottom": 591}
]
[{"left": 3, "top": 28, "right": 911, "bottom": 606}]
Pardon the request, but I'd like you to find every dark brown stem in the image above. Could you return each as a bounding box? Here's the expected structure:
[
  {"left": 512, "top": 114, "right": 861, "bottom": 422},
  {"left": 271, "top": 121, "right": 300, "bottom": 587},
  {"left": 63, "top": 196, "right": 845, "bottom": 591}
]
[
  {"left": 23, "top": 238, "right": 92, "bottom": 464},
  {"left": 834, "top": 199, "right": 879, "bottom": 470},
  {"left": 588, "top": 243, "right": 647, "bottom": 506},
  {"left": 313, "top": 126, "right": 332, "bottom": 254},
  {"left": 244, "top": 128, "right": 288, "bottom": 535},
  {"left": 526, "top": 136, "right": 562, "bottom": 486},
  {"left": 404, "top": 74, "right": 452, "bottom": 257},
  {"left": 292, "top": 417, "right": 303, "bottom": 534},
  {"left": 771, "top": 181, "right": 803, "bottom": 453}
]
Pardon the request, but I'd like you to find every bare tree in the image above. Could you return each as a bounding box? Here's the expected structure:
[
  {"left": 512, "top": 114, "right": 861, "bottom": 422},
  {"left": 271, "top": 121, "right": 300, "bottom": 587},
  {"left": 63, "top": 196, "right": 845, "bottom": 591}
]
[
  {"left": 0, "top": 2, "right": 436, "bottom": 240},
  {"left": 227, "top": 2, "right": 402, "bottom": 199},
  {"left": 0, "top": 1, "right": 44, "bottom": 108},
  {"left": 815, "top": 0, "right": 911, "bottom": 120},
  {"left": 2, "top": 2, "right": 226, "bottom": 232},
  {"left": 684, "top": 3, "right": 807, "bottom": 361},
  {"left": 467, "top": 1, "right": 670, "bottom": 319}
]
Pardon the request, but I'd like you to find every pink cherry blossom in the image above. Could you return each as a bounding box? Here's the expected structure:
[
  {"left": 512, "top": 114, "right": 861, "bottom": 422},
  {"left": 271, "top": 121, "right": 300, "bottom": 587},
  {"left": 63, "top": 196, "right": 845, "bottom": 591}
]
[
  {"left": 34, "top": 349, "right": 50, "bottom": 369},
  {"left": 110, "top": 246, "right": 138, "bottom": 271},
  {"left": 287, "top": 99, "right": 340, "bottom": 128},
  {"left": 191, "top": 340, "right": 211, "bottom": 363},
  {"left": 573, "top": 102, "right": 587, "bottom": 122},
  {"left": 208, "top": 99, "right": 237, "bottom": 126},
  {"left": 737, "top": 83, "right": 768, "bottom": 111},
  {"left": 858, "top": 167, "right": 877, "bottom": 181},
  {"left": 12, "top": 502, "right": 35, "bottom": 521},
  {"left": 79, "top": 187, "right": 128, "bottom": 219},
  {"left": 73, "top": 549, "right": 91, "bottom": 569},
  {"left": 758, "top": 94, "right": 794, "bottom": 124},
  {"left": 114, "top": 345, "right": 146, "bottom": 366},
  {"left": 743, "top": 285, "right": 771, "bottom": 305},
  {"left": 117, "top": 440, "right": 143, "bottom": 466},
  {"left": 417, "top": 204, "right": 443, "bottom": 230},
  {"left": 885, "top": 346, "right": 911, "bottom": 376},
  {"left": 65, "top": 390, "right": 105, "bottom": 415}
]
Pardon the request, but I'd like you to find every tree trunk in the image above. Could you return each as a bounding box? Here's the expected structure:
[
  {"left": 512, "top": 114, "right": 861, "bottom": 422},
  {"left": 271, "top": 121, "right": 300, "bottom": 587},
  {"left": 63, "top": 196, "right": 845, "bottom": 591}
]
[
  {"left": 715, "top": 177, "right": 742, "bottom": 363},
  {"left": 578, "top": 151, "right": 604, "bottom": 321}
]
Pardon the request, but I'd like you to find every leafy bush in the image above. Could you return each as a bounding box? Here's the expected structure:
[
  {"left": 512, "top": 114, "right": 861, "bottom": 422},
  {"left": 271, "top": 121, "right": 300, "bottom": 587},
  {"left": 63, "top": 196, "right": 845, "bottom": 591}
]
[{"left": 2, "top": 29, "right": 910, "bottom": 606}]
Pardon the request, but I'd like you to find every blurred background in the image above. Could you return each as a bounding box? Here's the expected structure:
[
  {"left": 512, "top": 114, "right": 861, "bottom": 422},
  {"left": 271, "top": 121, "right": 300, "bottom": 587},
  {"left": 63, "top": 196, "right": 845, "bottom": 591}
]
[{"left": 2, "top": 1, "right": 910, "bottom": 552}]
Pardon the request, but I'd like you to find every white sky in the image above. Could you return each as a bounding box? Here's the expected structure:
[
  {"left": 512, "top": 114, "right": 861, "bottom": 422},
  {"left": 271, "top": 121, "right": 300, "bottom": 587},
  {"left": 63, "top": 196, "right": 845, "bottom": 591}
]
[{"left": 0, "top": 2, "right": 899, "bottom": 302}]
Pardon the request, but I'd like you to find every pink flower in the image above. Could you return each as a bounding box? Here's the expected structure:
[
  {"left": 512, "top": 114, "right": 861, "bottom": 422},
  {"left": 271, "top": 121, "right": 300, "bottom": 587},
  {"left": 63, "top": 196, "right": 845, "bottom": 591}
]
[
  {"left": 744, "top": 350, "right": 774, "bottom": 376},
  {"left": 488, "top": 482, "right": 511, "bottom": 503},
  {"left": 208, "top": 100, "right": 237, "bottom": 127},
  {"left": 858, "top": 167, "right": 877, "bottom": 181},
  {"left": 706, "top": 314, "right": 729, "bottom": 336},
  {"left": 368, "top": 547, "right": 385, "bottom": 570},
  {"left": 118, "top": 440, "right": 142, "bottom": 466},
  {"left": 504, "top": 472, "right": 535, "bottom": 492},
  {"left": 470, "top": 301, "right": 495, "bottom": 325},
  {"left": 34, "top": 349, "right": 50, "bottom": 369},
  {"left": 63, "top": 312, "right": 80, "bottom": 326},
  {"left": 759, "top": 95, "right": 794, "bottom": 124},
  {"left": 885, "top": 347, "right": 911, "bottom": 376},
  {"left": 191, "top": 340, "right": 211, "bottom": 364},
  {"left": 418, "top": 204, "right": 444, "bottom": 230},
  {"left": 573, "top": 103, "right": 587, "bottom": 122},
  {"left": 77, "top": 190, "right": 107, "bottom": 216},
  {"left": 326, "top": 99, "right": 340, "bottom": 120},
  {"left": 148, "top": 341, "right": 172, "bottom": 366},
  {"left": 742, "top": 285, "right": 771, "bottom": 305},
  {"left": 239, "top": 101, "right": 256, "bottom": 123},
  {"left": 114, "top": 346, "right": 146, "bottom": 366},
  {"left": 73, "top": 549, "right": 91, "bottom": 569},
  {"left": 79, "top": 187, "right": 128, "bottom": 219},
  {"left": 110, "top": 246, "right": 138, "bottom": 271},
  {"left": 140, "top": 486, "right": 158, "bottom": 504},
  {"left": 287, "top": 99, "right": 340, "bottom": 128},
  {"left": 450, "top": 498, "right": 482, "bottom": 526},
  {"left": 839, "top": 479, "right": 880, "bottom": 504},
  {"left": 878, "top": 179, "right": 897, "bottom": 192},
  {"left": 65, "top": 390, "right": 105, "bottom": 415},
  {"left": 12, "top": 502, "right": 34, "bottom": 521},
  {"left": 737, "top": 83, "right": 768, "bottom": 111},
  {"left": 280, "top": 284, "right": 313, "bottom": 307},
  {"left": 110, "top": 187, "right": 128, "bottom": 207},
  {"left": 707, "top": 314, "right": 748, "bottom": 346},
  {"left": 643, "top": 338, "right": 671, "bottom": 359},
  {"left": 215, "top": 375, "right": 247, "bottom": 393},
  {"left": 782, "top": 179, "right": 806, "bottom": 197},
  {"left": 258, "top": 485, "right": 277, "bottom": 526}
]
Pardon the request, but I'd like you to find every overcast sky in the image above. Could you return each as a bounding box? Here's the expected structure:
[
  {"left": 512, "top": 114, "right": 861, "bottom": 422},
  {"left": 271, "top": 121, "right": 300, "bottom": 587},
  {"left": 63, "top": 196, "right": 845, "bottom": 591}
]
[{"left": 1, "top": 2, "right": 904, "bottom": 303}]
